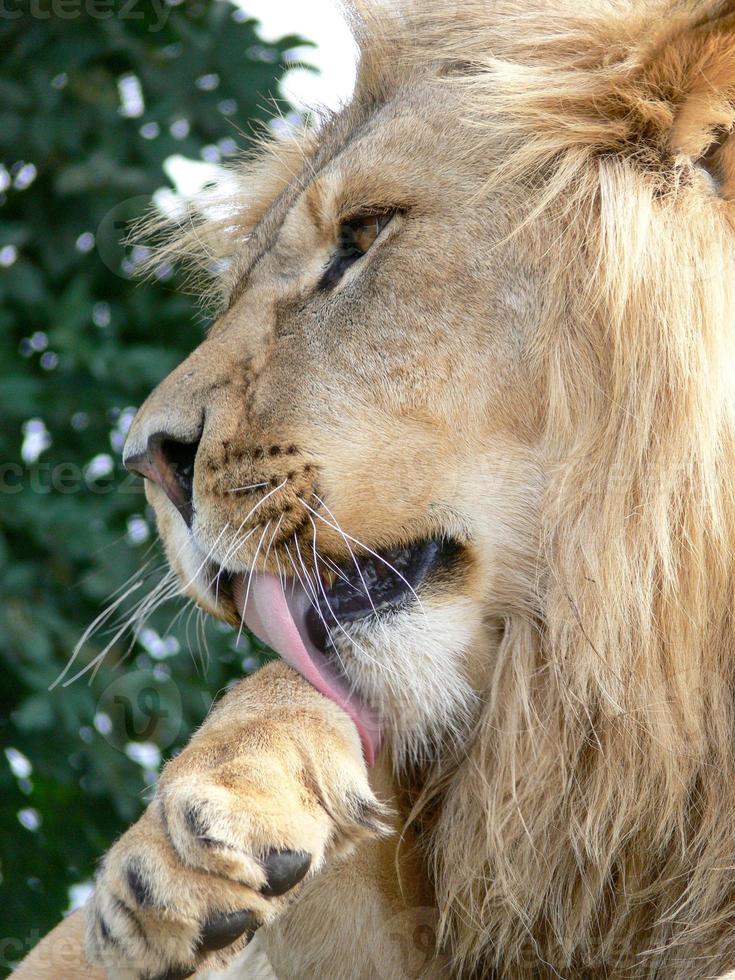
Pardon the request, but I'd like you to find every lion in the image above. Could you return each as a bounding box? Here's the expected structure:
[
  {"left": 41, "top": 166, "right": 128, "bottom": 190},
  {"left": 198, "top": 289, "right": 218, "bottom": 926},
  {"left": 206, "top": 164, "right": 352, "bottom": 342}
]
[{"left": 15, "top": 0, "right": 735, "bottom": 977}]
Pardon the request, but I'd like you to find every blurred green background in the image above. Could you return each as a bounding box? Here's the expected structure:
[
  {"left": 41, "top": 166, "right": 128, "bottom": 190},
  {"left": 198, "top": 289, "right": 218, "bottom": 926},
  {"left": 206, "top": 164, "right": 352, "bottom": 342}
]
[{"left": 0, "top": 1, "right": 305, "bottom": 968}]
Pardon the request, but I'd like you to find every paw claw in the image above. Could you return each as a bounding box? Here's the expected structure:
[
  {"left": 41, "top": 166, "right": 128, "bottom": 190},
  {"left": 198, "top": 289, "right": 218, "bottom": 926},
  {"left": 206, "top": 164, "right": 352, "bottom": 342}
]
[
  {"left": 260, "top": 848, "right": 311, "bottom": 897},
  {"left": 198, "top": 908, "right": 258, "bottom": 953}
]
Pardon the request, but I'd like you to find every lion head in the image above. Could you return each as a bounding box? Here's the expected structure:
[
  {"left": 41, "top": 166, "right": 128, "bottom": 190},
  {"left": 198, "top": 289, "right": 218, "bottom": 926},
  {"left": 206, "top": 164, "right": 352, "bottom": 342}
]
[{"left": 124, "top": 1, "right": 735, "bottom": 974}]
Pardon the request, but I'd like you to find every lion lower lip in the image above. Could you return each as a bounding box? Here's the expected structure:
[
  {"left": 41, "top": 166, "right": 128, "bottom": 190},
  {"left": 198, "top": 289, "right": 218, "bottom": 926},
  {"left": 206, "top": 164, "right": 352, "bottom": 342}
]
[{"left": 304, "top": 536, "right": 460, "bottom": 650}]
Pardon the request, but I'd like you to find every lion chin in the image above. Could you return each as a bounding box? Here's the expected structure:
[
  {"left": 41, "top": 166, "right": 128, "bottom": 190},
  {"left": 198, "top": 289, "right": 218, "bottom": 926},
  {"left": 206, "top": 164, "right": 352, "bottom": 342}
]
[{"left": 18, "top": 1, "right": 735, "bottom": 979}]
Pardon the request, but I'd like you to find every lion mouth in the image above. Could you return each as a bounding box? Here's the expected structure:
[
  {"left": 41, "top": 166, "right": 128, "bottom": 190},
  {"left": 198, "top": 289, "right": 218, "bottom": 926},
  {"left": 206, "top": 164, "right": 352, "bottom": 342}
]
[
  {"left": 229, "top": 536, "right": 461, "bottom": 766},
  {"left": 304, "top": 537, "right": 460, "bottom": 648}
]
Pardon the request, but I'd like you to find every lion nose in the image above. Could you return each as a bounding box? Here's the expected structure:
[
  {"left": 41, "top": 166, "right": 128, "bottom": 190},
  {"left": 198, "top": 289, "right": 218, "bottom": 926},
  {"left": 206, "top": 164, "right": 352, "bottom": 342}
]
[{"left": 124, "top": 432, "right": 200, "bottom": 527}]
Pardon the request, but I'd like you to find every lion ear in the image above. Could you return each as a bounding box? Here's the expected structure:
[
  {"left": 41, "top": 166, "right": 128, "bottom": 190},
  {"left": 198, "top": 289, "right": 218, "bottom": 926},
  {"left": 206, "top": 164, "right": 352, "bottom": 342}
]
[{"left": 633, "top": 5, "right": 735, "bottom": 197}]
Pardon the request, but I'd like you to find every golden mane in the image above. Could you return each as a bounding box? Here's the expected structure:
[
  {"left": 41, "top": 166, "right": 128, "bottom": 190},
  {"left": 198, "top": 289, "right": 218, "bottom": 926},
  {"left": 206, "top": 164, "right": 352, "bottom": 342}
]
[{"left": 355, "top": 0, "right": 735, "bottom": 972}]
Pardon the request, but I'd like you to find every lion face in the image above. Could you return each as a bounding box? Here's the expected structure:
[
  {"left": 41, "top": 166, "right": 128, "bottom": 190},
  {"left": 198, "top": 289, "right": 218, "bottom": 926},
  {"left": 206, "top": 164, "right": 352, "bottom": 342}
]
[
  {"left": 117, "top": 0, "right": 735, "bottom": 968},
  {"left": 124, "top": 83, "right": 543, "bottom": 764}
]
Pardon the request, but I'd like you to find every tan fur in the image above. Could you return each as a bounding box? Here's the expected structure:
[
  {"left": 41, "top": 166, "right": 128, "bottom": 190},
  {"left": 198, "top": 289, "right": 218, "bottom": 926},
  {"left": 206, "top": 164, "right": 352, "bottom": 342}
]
[
  {"left": 17, "top": 1, "right": 735, "bottom": 977},
  {"left": 12, "top": 911, "right": 103, "bottom": 979}
]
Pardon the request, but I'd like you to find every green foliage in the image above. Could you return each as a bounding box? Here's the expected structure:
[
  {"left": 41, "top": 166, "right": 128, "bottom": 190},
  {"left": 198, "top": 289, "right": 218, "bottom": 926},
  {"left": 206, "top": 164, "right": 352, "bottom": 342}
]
[{"left": 0, "top": 1, "right": 302, "bottom": 965}]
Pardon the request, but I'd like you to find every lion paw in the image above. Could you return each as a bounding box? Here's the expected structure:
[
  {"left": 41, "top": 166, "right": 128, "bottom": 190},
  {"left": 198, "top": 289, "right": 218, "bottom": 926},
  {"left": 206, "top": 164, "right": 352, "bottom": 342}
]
[{"left": 85, "top": 664, "right": 390, "bottom": 979}]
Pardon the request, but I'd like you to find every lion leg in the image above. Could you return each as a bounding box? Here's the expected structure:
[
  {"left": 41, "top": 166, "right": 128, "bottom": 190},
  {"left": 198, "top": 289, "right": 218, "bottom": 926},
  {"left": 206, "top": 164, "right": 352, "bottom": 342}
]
[{"left": 11, "top": 909, "right": 104, "bottom": 979}]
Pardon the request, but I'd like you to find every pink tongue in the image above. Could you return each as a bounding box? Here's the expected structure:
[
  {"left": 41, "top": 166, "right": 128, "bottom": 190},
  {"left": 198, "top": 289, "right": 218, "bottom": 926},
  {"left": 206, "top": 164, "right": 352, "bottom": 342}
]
[{"left": 234, "top": 573, "right": 380, "bottom": 766}]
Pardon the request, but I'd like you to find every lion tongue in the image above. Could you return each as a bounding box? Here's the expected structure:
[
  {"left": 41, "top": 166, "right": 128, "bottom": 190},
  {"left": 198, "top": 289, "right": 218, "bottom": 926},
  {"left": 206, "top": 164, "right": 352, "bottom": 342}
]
[{"left": 233, "top": 572, "right": 380, "bottom": 766}]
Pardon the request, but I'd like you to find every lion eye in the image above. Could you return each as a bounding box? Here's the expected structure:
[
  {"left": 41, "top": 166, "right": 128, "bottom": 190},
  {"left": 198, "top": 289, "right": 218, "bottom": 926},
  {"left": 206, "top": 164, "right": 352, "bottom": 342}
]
[
  {"left": 319, "top": 210, "right": 394, "bottom": 291},
  {"left": 341, "top": 211, "right": 392, "bottom": 255}
]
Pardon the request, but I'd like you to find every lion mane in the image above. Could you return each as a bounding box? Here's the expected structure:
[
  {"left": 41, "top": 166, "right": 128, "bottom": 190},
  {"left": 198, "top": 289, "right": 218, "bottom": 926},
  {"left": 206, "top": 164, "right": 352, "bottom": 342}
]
[{"left": 134, "top": 1, "right": 735, "bottom": 976}]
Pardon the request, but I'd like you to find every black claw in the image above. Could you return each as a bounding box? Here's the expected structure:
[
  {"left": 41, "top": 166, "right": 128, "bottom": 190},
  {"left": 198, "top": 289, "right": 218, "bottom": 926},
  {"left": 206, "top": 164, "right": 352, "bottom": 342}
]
[
  {"left": 197, "top": 908, "right": 259, "bottom": 953},
  {"left": 260, "top": 848, "right": 311, "bottom": 898}
]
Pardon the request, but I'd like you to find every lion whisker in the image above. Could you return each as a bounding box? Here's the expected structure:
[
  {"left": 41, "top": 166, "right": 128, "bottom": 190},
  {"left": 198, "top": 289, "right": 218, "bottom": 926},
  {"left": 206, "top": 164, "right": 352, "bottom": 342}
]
[
  {"left": 308, "top": 510, "right": 380, "bottom": 620},
  {"left": 49, "top": 574, "right": 151, "bottom": 690},
  {"left": 210, "top": 523, "right": 260, "bottom": 603},
  {"left": 305, "top": 495, "right": 427, "bottom": 616},
  {"left": 307, "top": 511, "right": 392, "bottom": 658},
  {"left": 307, "top": 515, "right": 400, "bottom": 682},
  {"left": 180, "top": 522, "right": 231, "bottom": 594},
  {"left": 225, "top": 481, "right": 269, "bottom": 494},
  {"left": 234, "top": 519, "right": 272, "bottom": 649},
  {"left": 284, "top": 540, "right": 354, "bottom": 681},
  {"left": 195, "top": 604, "right": 211, "bottom": 675},
  {"left": 213, "top": 479, "right": 288, "bottom": 577},
  {"left": 291, "top": 533, "right": 319, "bottom": 601},
  {"left": 182, "top": 598, "right": 204, "bottom": 675},
  {"left": 316, "top": 552, "right": 355, "bottom": 589},
  {"left": 87, "top": 571, "right": 183, "bottom": 684},
  {"left": 282, "top": 542, "right": 311, "bottom": 601},
  {"left": 263, "top": 512, "right": 285, "bottom": 569}
]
